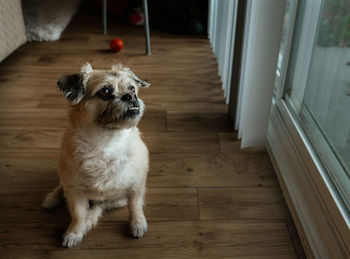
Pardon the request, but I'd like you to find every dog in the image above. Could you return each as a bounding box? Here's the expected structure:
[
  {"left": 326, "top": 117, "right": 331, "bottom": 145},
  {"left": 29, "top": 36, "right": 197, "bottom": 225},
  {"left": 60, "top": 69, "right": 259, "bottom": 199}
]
[{"left": 42, "top": 63, "right": 150, "bottom": 248}]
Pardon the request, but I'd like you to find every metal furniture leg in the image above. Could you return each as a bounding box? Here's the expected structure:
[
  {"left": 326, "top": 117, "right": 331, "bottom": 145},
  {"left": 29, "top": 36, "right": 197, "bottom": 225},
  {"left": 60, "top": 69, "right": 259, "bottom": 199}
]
[
  {"left": 142, "top": 0, "right": 151, "bottom": 55},
  {"left": 103, "top": 0, "right": 107, "bottom": 34},
  {"left": 103, "top": 0, "right": 150, "bottom": 55}
]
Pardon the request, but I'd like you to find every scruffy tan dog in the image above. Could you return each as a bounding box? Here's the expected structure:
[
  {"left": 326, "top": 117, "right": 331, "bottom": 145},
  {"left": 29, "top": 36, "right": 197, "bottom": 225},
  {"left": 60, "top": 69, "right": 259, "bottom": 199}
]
[{"left": 42, "top": 63, "right": 150, "bottom": 248}]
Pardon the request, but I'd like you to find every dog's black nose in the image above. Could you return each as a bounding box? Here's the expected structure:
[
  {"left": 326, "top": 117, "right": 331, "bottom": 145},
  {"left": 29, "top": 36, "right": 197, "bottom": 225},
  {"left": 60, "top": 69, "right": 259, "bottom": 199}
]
[{"left": 122, "top": 92, "right": 137, "bottom": 102}]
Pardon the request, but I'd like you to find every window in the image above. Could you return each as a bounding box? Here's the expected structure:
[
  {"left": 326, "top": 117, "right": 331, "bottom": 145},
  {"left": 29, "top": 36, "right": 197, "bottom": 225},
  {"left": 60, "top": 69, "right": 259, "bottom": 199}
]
[
  {"left": 284, "top": 0, "right": 350, "bottom": 210},
  {"left": 268, "top": 0, "right": 350, "bottom": 256}
]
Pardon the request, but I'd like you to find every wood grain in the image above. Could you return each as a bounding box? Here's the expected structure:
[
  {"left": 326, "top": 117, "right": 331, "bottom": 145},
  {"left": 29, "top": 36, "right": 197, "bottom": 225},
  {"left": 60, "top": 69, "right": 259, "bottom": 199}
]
[
  {"left": 1, "top": 248, "right": 298, "bottom": 259},
  {"left": 148, "top": 153, "right": 278, "bottom": 188},
  {"left": 142, "top": 131, "right": 220, "bottom": 154},
  {"left": 0, "top": 188, "right": 198, "bottom": 223},
  {"left": 0, "top": 152, "right": 59, "bottom": 188},
  {"left": 167, "top": 112, "right": 233, "bottom": 132},
  {"left": 0, "top": 129, "right": 62, "bottom": 152},
  {"left": 0, "top": 221, "right": 297, "bottom": 258},
  {"left": 198, "top": 187, "right": 291, "bottom": 220}
]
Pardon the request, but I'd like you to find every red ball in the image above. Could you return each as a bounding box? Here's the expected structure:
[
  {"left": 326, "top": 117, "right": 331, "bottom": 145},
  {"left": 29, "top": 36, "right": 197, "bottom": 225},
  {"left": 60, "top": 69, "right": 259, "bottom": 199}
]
[{"left": 110, "top": 38, "right": 124, "bottom": 52}]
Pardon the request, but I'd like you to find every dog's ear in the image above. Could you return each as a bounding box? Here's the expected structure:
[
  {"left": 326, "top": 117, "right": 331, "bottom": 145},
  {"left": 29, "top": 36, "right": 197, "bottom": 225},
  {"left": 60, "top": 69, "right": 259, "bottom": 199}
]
[
  {"left": 57, "top": 63, "right": 93, "bottom": 104},
  {"left": 129, "top": 71, "right": 150, "bottom": 88},
  {"left": 57, "top": 74, "right": 86, "bottom": 104}
]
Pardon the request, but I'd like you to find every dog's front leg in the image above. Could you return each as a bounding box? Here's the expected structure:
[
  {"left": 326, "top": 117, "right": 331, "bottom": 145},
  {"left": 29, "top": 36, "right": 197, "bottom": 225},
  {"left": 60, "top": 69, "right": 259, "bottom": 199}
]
[
  {"left": 128, "top": 187, "right": 148, "bottom": 238},
  {"left": 63, "top": 193, "right": 89, "bottom": 248}
]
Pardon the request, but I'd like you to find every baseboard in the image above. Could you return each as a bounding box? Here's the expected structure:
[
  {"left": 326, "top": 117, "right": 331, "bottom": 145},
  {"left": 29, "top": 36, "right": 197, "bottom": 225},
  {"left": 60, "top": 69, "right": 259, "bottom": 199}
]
[
  {"left": 266, "top": 102, "right": 349, "bottom": 258},
  {"left": 267, "top": 143, "right": 314, "bottom": 258}
]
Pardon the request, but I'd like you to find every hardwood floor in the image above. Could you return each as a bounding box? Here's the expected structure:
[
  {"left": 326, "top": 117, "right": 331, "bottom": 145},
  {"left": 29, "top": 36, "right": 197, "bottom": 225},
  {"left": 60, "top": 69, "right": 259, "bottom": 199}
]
[{"left": 0, "top": 5, "right": 306, "bottom": 258}]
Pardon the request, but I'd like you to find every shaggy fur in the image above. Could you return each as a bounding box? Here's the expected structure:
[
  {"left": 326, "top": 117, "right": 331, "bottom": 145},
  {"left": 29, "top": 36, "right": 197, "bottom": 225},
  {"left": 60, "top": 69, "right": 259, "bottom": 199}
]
[
  {"left": 22, "top": 0, "right": 81, "bottom": 41},
  {"left": 42, "top": 63, "right": 150, "bottom": 248}
]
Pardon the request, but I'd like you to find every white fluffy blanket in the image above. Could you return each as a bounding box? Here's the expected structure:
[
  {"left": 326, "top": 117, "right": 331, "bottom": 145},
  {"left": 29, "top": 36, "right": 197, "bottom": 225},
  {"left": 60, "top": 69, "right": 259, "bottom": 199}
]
[{"left": 22, "top": 0, "right": 81, "bottom": 41}]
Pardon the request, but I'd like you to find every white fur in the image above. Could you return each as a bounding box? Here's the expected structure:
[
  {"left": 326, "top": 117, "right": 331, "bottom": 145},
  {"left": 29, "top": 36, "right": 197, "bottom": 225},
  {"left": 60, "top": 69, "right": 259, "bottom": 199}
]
[
  {"left": 22, "top": 0, "right": 81, "bottom": 42},
  {"left": 80, "top": 63, "right": 93, "bottom": 87},
  {"left": 68, "top": 126, "right": 148, "bottom": 201},
  {"left": 45, "top": 125, "right": 149, "bottom": 248}
]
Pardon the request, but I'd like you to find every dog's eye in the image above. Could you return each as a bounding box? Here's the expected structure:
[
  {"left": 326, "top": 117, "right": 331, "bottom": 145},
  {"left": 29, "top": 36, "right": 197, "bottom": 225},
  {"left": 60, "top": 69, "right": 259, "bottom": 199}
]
[
  {"left": 97, "top": 87, "right": 113, "bottom": 98},
  {"left": 99, "top": 87, "right": 111, "bottom": 96}
]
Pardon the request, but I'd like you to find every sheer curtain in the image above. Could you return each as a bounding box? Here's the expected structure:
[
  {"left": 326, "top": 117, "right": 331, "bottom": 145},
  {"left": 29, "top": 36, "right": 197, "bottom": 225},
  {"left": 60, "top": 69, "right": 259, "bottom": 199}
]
[
  {"left": 208, "top": 0, "right": 238, "bottom": 103},
  {"left": 208, "top": 0, "right": 286, "bottom": 148},
  {"left": 236, "top": 0, "right": 286, "bottom": 147}
]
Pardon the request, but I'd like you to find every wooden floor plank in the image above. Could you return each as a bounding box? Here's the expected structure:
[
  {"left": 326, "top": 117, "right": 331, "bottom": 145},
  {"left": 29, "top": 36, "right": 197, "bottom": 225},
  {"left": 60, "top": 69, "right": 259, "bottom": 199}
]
[
  {"left": 218, "top": 132, "right": 268, "bottom": 155},
  {"left": 0, "top": 248, "right": 299, "bottom": 259},
  {"left": 0, "top": 109, "right": 68, "bottom": 129},
  {"left": 142, "top": 132, "right": 220, "bottom": 154},
  {"left": 198, "top": 187, "right": 291, "bottom": 221},
  {"left": 0, "top": 129, "right": 62, "bottom": 152},
  {"left": 218, "top": 132, "right": 241, "bottom": 153},
  {"left": 0, "top": 221, "right": 296, "bottom": 258},
  {"left": 139, "top": 109, "right": 167, "bottom": 131},
  {"left": 0, "top": 187, "right": 198, "bottom": 223},
  {"left": 167, "top": 112, "right": 233, "bottom": 132},
  {"left": 0, "top": 152, "right": 59, "bottom": 188},
  {"left": 148, "top": 153, "right": 278, "bottom": 188}
]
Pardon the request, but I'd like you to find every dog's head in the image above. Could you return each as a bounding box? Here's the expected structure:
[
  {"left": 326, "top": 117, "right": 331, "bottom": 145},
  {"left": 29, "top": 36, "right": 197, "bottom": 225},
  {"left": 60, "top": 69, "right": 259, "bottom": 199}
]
[{"left": 57, "top": 63, "right": 150, "bottom": 129}]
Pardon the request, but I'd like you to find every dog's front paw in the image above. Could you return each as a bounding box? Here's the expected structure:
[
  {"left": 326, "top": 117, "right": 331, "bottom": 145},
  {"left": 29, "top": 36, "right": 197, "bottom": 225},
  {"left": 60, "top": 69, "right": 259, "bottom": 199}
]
[
  {"left": 129, "top": 216, "right": 148, "bottom": 238},
  {"left": 62, "top": 232, "right": 84, "bottom": 248}
]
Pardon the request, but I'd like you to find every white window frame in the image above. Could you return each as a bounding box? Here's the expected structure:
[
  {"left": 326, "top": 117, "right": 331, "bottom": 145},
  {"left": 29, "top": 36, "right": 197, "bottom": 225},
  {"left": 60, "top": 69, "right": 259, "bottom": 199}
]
[{"left": 267, "top": 0, "right": 350, "bottom": 257}]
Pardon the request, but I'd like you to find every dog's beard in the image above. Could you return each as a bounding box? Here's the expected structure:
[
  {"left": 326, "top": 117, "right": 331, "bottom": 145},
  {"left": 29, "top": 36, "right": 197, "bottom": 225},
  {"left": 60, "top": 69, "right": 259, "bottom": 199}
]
[{"left": 95, "top": 99, "right": 144, "bottom": 129}]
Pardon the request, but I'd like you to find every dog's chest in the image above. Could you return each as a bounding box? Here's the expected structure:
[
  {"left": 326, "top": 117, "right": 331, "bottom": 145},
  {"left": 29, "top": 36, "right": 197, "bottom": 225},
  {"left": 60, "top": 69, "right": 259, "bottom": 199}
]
[{"left": 73, "top": 134, "right": 133, "bottom": 198}]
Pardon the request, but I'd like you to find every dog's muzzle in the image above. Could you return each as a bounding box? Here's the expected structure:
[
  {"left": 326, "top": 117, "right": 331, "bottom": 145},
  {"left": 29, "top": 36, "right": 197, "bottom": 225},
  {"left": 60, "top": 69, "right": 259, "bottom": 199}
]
[{"left": 122, "top": 93, "right": 141, "bottom": 117}]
